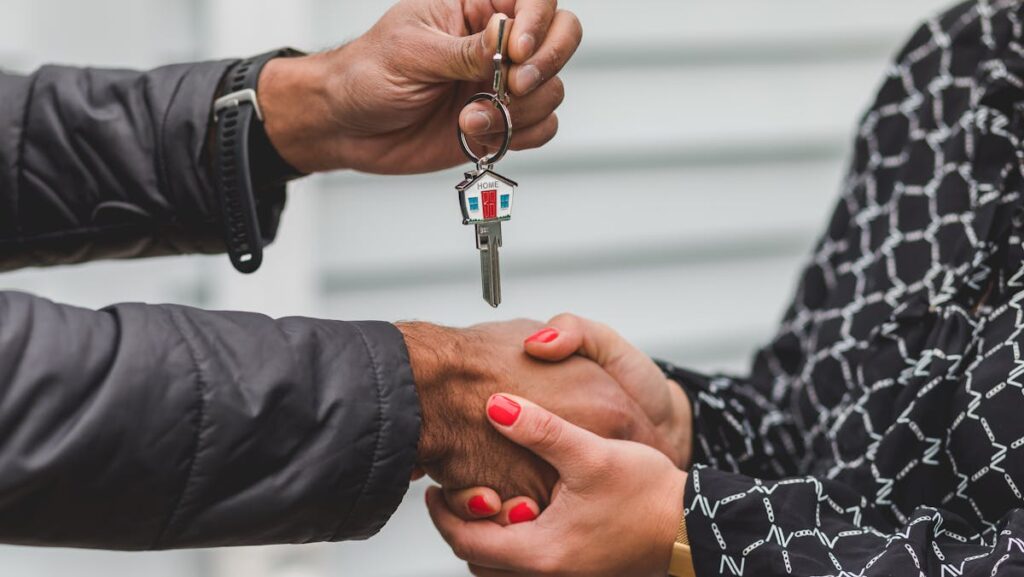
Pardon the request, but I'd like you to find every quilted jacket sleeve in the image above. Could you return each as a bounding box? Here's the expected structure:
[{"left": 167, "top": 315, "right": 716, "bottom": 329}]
[
  {"left": 0, "top": 291, "right": 421, "bottom": 549},
  {"left": 0, "top": 61, "right": 286, "bottom": 270}
]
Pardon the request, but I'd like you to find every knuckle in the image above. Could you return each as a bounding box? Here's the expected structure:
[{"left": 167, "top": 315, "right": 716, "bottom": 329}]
[
  {"left": 451, "top": 537, "right": 478, "bottom": 562},
  {"left": 531, "top": 550, "right": 565, "bottom": 575},
  {"left": 581, "top": 445, "right": 615, "bottom": 477},
  {"left": 545, "top": 44, "right": 564, "bottom": 75},
  {"left": 610, "top": 405, "right": 637, "bottom": 440},
  {"left": 459, "top": 39, "right": 482, "bottom": 78},
  {"left": 549, "top": 77, "right": 566, "bottom": 108},
  {"left": 530, "top": 411, "right": 564, "bottom": 452},
  {"left": 549, "top": 311, "right": 579, "bottom": 329},
  {"left": 565, "top": 11, "right": 583, "bottom": 42},
  {"left": 543, "top": 114, "right": 559, "bottom": 140}
]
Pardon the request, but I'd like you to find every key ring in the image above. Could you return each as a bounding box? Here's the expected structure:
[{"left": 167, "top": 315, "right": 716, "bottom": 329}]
[
  {"left": 457, "top": 17, "right": 513, "bottom": 170},
  {"left": 457, "top": 93, "right": 513, "bottom": 169}
]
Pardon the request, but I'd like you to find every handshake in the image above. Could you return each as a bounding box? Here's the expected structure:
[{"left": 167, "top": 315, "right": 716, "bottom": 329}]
[{"left": 400, "top": 314, "right": 693, "bottom": 577}]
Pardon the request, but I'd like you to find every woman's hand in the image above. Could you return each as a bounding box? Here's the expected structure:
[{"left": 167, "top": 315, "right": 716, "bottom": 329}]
[
  {"left": 427, "top": 394, "right": 687, "bottom": 577},
  {"left": 259, "top": 0, "right": 580, "bottom": 175},
  {"left": 524, "top": 313, "right": 693, "bottom": 469}
]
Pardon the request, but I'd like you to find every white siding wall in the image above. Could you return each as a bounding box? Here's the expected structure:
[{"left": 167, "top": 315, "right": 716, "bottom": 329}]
[{"left": 0, "top": 1, "right": 952, "bottom": 576}]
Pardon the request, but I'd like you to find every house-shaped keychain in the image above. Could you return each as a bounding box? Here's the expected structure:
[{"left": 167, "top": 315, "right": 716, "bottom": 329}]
[{"left": 456, "top": 169, "right": 517, "bottom": 225}]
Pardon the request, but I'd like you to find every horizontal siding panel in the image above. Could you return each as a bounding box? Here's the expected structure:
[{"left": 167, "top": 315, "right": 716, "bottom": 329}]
[
  {"left": 575, "top": 0, "right": 952, "bottom": 48},
  {"left": 553, "top": 59, "right": 883, "bottom": 153},
  {"left": 320, "top": 251, "right": 806, "bottom": 369},
  {"left": 0, "top": 257, "right": 208, "bottom": 309},
  {"left": 312, "top": 0, "right": 952, "bottom": 53},
  {"left": 314, "top": 159, "right": 840, "bottom": 272},
  {"left": 0, "top": 546, "right": 200, "bottom": 577},
  {"left": 0, "top": 0, "right": 198, "bottom": 69}
]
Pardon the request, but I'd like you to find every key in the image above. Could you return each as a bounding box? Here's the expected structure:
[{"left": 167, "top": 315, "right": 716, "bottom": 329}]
[
  {"left": 454, "top": 18, "right": 518, "bottom": 307},
  {"left": 476, "top": 221, "right": 503, "bottom": 307},
  {"left": 457, "top": 168, "right": 518, "bottom": 307}
]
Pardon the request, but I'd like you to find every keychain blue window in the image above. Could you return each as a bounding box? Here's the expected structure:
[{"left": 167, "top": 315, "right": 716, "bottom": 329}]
[
  {"left": 500, "top": 194, "right": 510, "bottom": 210},
  {"left": 469, "top": 198, "right": 480, "bottom": 212}
]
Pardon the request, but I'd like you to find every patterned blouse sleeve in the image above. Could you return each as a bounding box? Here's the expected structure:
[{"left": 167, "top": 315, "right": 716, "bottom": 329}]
[
  {"left": 682, "top": 466, "right": 1024, "bottom": 577},
  {"left": 657, "top": 362, "right": 809, "bottom": 480}
]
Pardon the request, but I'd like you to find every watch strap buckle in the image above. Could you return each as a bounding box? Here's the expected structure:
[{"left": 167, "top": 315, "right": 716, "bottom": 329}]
[{"left": 214, "top": 88, "right": 263, "bottom": 122}]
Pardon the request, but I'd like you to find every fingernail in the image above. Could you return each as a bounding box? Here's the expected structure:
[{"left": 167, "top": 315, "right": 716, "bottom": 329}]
[
  {"left": 525, "top": 327, "right": 559, "bottom": 344},
  {"left": 508, "top": 503, "right": 537, "bottom": 524},
  {"left": 488, "top": 395, "right": 522, "bottom": 426},
  {"left": 467, "top": 495, "right": 493, "bottom": 516},
  {"left": 518, "top": 34, "right": 537, "bottom": 58},
  {"left": 465, "top": 111, "right": 491, "bottom": 135},
  {"left": 517, "top": 64, "right": 542, "bottom": 94}
]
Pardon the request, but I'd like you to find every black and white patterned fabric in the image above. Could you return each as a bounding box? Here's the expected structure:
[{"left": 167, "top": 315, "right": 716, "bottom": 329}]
[{"left": 662, "top": 2, "right": 1024, "bottom": 575}]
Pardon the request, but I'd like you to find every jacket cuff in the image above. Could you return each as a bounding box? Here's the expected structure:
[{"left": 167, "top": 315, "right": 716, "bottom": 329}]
[
  {"left": 163, "top": 59, "right": 287, "bottom": 249},
  {"left": 329, "top": 321, "right": 422, "bottom": 541}
]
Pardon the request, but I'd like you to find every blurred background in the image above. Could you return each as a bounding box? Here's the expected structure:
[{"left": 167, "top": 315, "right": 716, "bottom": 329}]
[{"left": 0, "top": 0, "right": 952, "bottom": 575}]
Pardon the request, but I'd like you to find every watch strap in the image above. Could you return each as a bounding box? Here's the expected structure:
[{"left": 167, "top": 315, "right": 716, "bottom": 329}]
[
  {"left": 213, "top": 48, "right": 303, "bottom": 273},
  {"left": 668, "top": 510, "right": 695, "bottom": 577}
]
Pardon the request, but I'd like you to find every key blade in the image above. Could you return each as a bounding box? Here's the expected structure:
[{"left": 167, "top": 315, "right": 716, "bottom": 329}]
[
  {"left": 479, "top": 247, "right": 501, "bottom": 307},
  {"left": 476, "top": 222, "right": 503, "bottom": 308}
]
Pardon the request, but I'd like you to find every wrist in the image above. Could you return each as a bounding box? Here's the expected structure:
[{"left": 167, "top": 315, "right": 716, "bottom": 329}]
[
  {"left": 666, "top": 380, "right": 694, "bottom": 469},
  {"left": 664, "top": 470, "right": 693, "bottom": 577},
  {"left": 655, "top": 471, "right": 688, "bottom": 573},
  {"left": 258, "top": 52, "right": 344, "bottom": 173},
  {"left": 397, "top": 322, "right": 480, "bottom": 466}
]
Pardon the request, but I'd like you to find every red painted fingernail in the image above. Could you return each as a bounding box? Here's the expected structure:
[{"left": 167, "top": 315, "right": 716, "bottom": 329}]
[
  {"left": 525, "top": 327, "right": 559, "bottom": 344},
  {"left": 488, "top": 395, "right": 521, "bottom": 426},
  {"left": 467, "top": 495, "right": 493, "bottom": 516},
  {"left": 508, "top": 503, "right": 537, "bottom": 524}
]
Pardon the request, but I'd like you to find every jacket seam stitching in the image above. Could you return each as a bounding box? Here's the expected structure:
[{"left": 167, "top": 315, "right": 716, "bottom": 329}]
[
  {"left": 330, "top": 323, "right": 387, "bottom": 541},
  {"left": 13, "top": 71, "right": 41, "bottom": 236},
  {"left": 153, "top": 307, "right": 210, "bottom": 549}
]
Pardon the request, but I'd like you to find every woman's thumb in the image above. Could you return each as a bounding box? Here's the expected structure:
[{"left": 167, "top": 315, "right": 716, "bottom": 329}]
[{"left": 485, "top": 394, "right": 603, "bottom": 479}]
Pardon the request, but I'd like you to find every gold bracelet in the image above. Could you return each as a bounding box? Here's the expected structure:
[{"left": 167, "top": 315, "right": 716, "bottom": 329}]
[{"left": 667, "top": 510, "right": 695, "bottom": 577}]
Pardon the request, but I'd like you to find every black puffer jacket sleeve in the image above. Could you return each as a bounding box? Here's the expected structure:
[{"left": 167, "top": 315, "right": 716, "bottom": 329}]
[
  {"left": 0, "top": 291, "right": 421, "bottom": 549},
  {"left": 0, "top": 61, "right": 285, "bottom": 269}
]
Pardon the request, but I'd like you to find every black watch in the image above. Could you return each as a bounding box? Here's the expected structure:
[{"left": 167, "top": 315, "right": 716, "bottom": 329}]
[{"left": 212, "top": 48, "right": 305, "bottom": 274}]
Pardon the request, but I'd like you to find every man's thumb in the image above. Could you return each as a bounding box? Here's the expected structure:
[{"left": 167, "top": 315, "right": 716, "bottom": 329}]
[
  {"left": 441, "top": 14, "right": 510, "bottom": 82},
  {"left": 485, "top": 394, "right": 603, "bottom": 477}
]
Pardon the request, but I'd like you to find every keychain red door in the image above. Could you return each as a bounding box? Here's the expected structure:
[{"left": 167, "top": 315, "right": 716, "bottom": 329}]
[{"left": 481, "top": 190, "right": 498, "bottom": 219}]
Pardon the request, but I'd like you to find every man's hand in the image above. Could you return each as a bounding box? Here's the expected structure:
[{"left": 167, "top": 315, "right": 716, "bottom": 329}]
[
  {"left": 397, "top": 320, "right": 674, "bottom": 506},
  {"left": 258, "top": 0, "right": 581, "bottom": 175}
]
